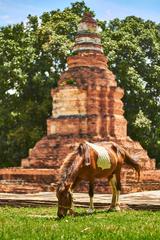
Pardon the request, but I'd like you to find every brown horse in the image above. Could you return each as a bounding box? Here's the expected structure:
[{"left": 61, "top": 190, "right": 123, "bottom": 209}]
[{"left": 56, "top": 141, "right": 140, "bottom": 218}]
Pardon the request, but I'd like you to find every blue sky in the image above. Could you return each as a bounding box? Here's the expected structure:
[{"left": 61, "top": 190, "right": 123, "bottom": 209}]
[{"left": 0, "top": 0, "right": 159, "bottom": 26}]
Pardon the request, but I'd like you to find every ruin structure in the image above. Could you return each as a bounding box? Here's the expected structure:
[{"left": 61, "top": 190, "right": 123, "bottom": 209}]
[{"left": 0, "top": 13, "right": 159, "bottom": 193}]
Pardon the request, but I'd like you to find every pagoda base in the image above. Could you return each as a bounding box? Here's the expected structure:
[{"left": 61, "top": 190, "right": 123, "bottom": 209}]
[
  {"left": 0, "top": 134, "right": 159, "bottom": 194},
  {"left": 0, "top": 168, "right": 159, "bottom": 194},
  {"left": 21, "top": 134, "right": 156, "bottom": 170}
]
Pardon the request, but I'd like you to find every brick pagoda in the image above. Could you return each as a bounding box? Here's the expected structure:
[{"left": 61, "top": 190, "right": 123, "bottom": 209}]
[{"left": 0, "top": 13, "right": 159, "bottom": 193}]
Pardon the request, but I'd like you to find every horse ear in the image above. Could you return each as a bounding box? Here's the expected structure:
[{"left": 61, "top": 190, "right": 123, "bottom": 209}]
[{"left": 78, "top": 143, "right": 84, "bottom": 156}]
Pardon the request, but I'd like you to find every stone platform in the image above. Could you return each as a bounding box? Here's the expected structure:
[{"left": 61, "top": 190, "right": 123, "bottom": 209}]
[
  {"left": 0, "top": 167, "right": 159, "bottom": 194},
  {"left": 0, "top": 168, "right": 58, "bottom": 193},
  {"left": 0, "top": 190, "right": 160, "bottom": 211}
]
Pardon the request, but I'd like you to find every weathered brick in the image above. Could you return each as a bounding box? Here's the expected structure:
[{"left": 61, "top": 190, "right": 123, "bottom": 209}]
[{"left": 0, "top": 13, "right": 159, "bottom": 194}]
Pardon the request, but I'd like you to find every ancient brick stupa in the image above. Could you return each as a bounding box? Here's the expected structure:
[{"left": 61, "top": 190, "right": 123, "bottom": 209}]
[{"left": 0, "top": 13, "right": 159, "bottom": 193}]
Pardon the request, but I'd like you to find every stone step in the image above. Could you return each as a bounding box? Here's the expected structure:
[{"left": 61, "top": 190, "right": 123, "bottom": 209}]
[
  {"left": 0, "top": 181, "right": 50, "bottom": 194},
  {"left": 1, "top": 178, "right": 159, "bottom": 194},
  {"left": 22, "top": 159, "right": 61, "bottom": 168},
  {"left": 122, "top": 169, "right": 160, "bottom": 182},
  {"left": 0, "top": 168, "right": 159, "bottom": 194},
  {"left": 0, "top": 168, "right": 58, "bottom": 185},
  {"left": 76, "top": 181, "right": 160, "bottom": 194}
]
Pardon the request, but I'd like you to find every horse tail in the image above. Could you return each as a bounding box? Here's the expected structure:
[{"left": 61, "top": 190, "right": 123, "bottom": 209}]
[{"left": 124, "top": 152, "right": 141, "bottom": 182}]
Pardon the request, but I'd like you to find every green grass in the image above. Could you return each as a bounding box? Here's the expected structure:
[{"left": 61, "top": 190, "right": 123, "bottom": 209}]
[{"left": 0, "top": 207, "right": 160, "bottom": 240}]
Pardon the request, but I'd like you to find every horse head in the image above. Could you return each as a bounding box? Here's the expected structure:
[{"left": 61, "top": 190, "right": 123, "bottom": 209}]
[
  {"left": 56, "top": 183, "right": 73, "bottom": 218},
  {"left": 56, "top": 142, "right": 88, "bottom": 218}
]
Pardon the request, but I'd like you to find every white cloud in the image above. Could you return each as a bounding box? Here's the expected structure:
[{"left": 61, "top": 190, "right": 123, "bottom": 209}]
[
  {"left": 0, "top": 15, "right": 10, "bottom": 20},
  {"left": 0, "top": 14, "right": 13, "bottom": 24}
]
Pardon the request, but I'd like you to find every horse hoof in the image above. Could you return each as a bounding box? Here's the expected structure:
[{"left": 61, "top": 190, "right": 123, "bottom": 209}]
[
  {"left": 108, "top": 206, "right": 121, "bottom": 212},
  {"left": 115, "top": 206, "right": 121, "bottom": 211},
  {"left": 87, "top": 208, "right": 95, "bottom": 214}
]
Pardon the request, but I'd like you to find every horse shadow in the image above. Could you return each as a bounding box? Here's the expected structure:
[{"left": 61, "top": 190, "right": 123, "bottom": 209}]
[{"left": 54, "top": 208, "right": 120, "bottom": 221}]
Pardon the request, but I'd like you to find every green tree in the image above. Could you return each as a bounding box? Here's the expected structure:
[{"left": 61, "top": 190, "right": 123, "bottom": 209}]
[
  {"left": 101, "top": 16, "right": 160, "bottom": 165},
  {"left": 0, "top": 1, "right": 92, "bottom": 166},
  {"left": 0, "top": 2, "right": 160, "bottom": 167}
]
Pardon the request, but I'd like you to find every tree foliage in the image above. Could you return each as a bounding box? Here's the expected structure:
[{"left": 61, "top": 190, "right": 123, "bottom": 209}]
[
  {"left": 0, "top": 1, "right": 160, "bottom": 166},
  {"left": 0, "top": 1, "right": 92, "bottom": 166},
  {"left": 101, "top": 17, "right": 160, "bottom": 165}
]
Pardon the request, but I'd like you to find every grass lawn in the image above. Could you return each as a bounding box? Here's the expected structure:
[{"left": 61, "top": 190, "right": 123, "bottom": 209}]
[{"left": 0, "top": 206, "right": 160, "bottom": 240}]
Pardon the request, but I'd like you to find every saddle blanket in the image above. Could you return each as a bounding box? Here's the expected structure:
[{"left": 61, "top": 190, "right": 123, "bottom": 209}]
[{"left": 86, "top": 142, "right": 111, "bottom": 170}]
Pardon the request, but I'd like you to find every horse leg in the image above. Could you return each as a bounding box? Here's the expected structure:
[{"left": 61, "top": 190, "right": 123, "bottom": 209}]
[
  {"left": 115, "top": 171, "right": 121, "bottom": 211},
  {"left": 68, "top": 177, "right": 80, "bottom": 216},
  {"left": 68, "top": 190, "right": 75, "bottom": 216},
  {"left": 109, "top": 174, "right": 121, "bottom": 211},
  {"left": 87, "top": 182, "right": 95, "bottom": 213}
]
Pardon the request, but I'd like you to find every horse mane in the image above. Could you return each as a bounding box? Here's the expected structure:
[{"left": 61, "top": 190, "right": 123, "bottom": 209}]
[
  {"left": 59, "top": 150, "right": 78, "bottom": 183},
  {"left": 58, "top": 149, "right": 84, "bottom": 193}
]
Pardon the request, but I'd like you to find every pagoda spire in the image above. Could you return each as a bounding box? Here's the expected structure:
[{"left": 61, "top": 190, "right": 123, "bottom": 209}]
[
  {"left": 67, "top": 13, "right": 107, "bottom": 69},
  {"left": 73, "top": 12, "right": 103, "bottom": 53}
]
